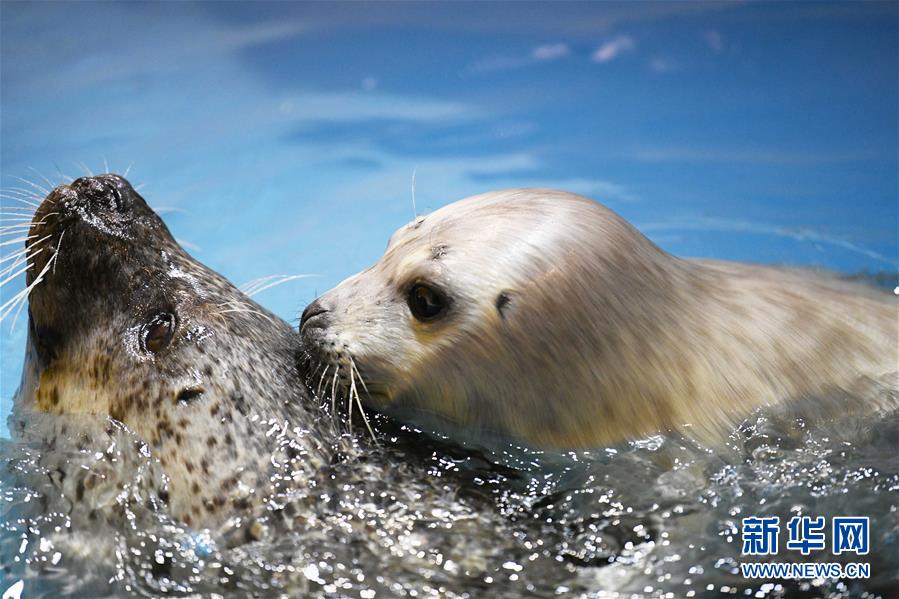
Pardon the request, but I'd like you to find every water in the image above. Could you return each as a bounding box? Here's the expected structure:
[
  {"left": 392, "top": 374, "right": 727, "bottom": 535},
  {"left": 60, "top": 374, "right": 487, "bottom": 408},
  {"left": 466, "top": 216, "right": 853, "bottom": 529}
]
[{"left": 3, "top": 377, "right": 897, "bottom": 597}]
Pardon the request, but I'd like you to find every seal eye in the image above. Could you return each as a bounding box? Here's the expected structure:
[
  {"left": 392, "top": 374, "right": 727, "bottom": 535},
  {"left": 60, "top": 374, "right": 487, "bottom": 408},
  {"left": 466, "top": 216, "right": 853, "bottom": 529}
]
[
  {"left": 142, "top": 313, "right": 176, "bottom": 354},
  {"left": 407, "top": 284, "right": 448, "bottom": 321}
]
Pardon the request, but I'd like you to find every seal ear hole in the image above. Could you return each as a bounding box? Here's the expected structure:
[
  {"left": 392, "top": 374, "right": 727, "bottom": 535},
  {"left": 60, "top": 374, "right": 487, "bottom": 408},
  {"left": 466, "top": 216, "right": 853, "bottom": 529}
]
[
  {"left": 496, "top": 292, "right": 512, "bottom": 319},
  {"left": 175, "top": 387, "right": 205, "bottom": 405},
  {"left": 141, "top": 312, "right": 177, "bottom": 354}
]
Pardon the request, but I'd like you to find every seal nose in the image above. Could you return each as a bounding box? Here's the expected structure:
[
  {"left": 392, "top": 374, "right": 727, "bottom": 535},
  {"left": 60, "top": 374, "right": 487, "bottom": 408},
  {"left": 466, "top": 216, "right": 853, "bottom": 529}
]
[
  {"left": 70, "top": 174, "right": 134, "bottom": 213},
  {"left": 300, "top": 299, "right": 330, "bottom": 332}
]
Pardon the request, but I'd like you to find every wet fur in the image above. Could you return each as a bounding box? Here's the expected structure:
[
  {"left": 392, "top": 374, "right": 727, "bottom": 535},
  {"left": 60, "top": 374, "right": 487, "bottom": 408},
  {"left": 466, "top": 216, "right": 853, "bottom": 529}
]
[{"left": 13, "top": 175, "right": 335, "bottom": 527}]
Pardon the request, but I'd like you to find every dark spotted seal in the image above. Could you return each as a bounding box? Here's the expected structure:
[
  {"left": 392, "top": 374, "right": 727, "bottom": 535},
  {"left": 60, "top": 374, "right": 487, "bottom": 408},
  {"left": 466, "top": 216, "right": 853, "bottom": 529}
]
[
  {"left": 300, "top": 189, "right": 898, "bottom": 449},
  {"left": 13, "top": 174, "right": 334, "bottom": 528}
]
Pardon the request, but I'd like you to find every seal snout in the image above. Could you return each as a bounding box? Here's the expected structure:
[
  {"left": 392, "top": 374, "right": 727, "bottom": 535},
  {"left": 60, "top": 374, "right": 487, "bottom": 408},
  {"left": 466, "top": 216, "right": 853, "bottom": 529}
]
[
  {"left": 65, "top": 174, "right": 135, "bottom": 214},
  {"left": 300, "top": 298, "right": 330, "bottom": 332}
]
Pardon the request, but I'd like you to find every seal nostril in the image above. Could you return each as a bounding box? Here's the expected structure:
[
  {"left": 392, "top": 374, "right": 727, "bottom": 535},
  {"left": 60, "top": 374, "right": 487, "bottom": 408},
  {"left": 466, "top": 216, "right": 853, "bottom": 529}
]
[
  {"left": 69, "top": 175, "right": 132, "bottom": 213},
  {"left": 300, "top": 299, "right": 330, "bottom": 331}
]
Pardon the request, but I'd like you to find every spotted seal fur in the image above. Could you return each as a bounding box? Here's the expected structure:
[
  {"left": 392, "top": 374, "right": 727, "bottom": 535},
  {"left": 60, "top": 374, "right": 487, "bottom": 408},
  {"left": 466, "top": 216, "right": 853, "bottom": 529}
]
[{"left": 13, "top": 174, "right": 335, "bottom": 528}]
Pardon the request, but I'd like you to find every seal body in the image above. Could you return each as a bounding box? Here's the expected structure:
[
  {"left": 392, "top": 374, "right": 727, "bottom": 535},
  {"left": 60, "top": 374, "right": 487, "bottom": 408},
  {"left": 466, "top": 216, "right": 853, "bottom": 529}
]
[
  {"left": 301, "top": 189, "right": 898, "bottom": 448},
  {"left": 14, "top": 174, "right": 333, "bottom": 527}
]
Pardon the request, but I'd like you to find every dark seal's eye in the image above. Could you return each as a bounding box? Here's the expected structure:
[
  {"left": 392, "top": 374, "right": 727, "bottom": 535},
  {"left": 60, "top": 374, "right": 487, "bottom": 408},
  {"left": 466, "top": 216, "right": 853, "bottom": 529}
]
[
  {"left": 407, "top": 283, "right": 448, "bottom": 321},
  {"left": 141, "top": 313, "right": 177, "bottom": 354}
]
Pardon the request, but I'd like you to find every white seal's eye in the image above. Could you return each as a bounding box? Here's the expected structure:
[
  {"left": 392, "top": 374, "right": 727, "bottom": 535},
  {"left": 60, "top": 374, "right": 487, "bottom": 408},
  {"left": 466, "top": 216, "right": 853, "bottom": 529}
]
[
  {"left": 407, "top": 284, "right": 448, "bottom": 321},
  {"left": 142, "top": 313, "right": 177, "bottom": 353}
]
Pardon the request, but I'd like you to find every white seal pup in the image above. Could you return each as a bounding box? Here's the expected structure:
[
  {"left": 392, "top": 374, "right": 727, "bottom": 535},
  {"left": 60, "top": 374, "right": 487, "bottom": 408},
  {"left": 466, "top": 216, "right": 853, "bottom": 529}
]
[{"left": 300, "top": 189, "right": 898, "bottom": 448}]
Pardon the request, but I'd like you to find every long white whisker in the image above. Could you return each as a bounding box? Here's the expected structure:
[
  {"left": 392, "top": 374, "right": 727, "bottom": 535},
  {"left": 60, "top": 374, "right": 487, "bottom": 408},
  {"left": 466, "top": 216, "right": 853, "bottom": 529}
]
[
  {"left": 1, "top": 234, "right": 39, "bottom": 247},
  {"left": 11, "top": 176, "right": 50, "bottom": 196},
  {"left": 4, "top": 185, "right": 44, "bottom": 196},
  {"left": 103, "top": 156, "right": 109, "bottom": 174},
  {"left": 240, "top": 274, "right": 285, "bottom": 294},
  {"left": 0, "top": 247, "right": 32, "bottom": 268},
  {"left": 316, "top": 364, "right": 331, "bottom": 401},
  {"left": 75, "top": 161, "right": 93, "bottom": 177},
  {"left": 350, "top": 360, "right": 377, "bottom": 442},
  {"left": 13, "top": 238, "right": 56, "bottom": 329},
  {"left": 411, "top": 165, "right": 418, "bottom": 218},
  {"left": 53, "top": 161, "right": 73, "bottom": 182},
  {"left": 0, "top": 240, "right": 60, "bottom": 323},
  {"left": 0, "top": 191, "right": 42, "bottom": 202},
  {"left": 0, "top": 203, "right": 40, "bottom": 212},
  {"left": 0, "top": 224, "right": 36, "bottom": 235},
  {"left": 0, "top": 250, "right": 41, "bottom": 280},
  {"left": 124, "top": 162, "right": 134, "bottom": 177},
  {"left": 347, "top": 367, "right": 354, "bottom": 432},
  {"left": 330, "top": 367, "right": 339, "bottom": 424},
  {"left": 0, "top": 251, "right": 29, "bottom": 277},
  {"left": 247, "top": 274, "right": 318, "bottom": 297},
  {"left": 51, "top": 230, "right": 64, "bottom": 276},
  {"left": 28, "top": 167, "right": 56, "bottom": 190},
  {"left": 0, "top": 254, "right": 38, "bottom": 287},
  {"left": 0, "top": 218, "right": 38, "bottom": 228},
  {"left": 0, "top": 196, "right": 40, "bottom": 208},
  {"left": 0, "top": 216, "right": 51, "bottom": 232}
]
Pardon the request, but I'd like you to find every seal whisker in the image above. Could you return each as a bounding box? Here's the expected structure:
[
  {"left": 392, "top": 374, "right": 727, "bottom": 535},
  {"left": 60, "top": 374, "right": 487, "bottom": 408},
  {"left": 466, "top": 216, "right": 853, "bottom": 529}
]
[
  {"left": 215, "top": 307, "right": 272, "bottom": 319},
  {"left": 0, "top": 247, "right": 33, "bottom": 269},
  {"left": 330, "top": 367, "right": 340, "bottom": 425},
  {"left": 350, "top": 359, "right": 377, "bottom": 442},
  {"left": 3, "top": 185, "right": 45, "bottom": 196},
  {"left": 0, "top": 233, "right": 50, "bottom": 260},
  {"left": 74, "top": 161, "right": 93, "bottom": 177},
  {"left": 0, "top": 217, "right": 52, "bottom": 233},
  {"left": 306, "top": 360, "right": 324, "bottom": 390},
  {"left": 51, "top": 230, "right": 65, "bottom": 276},
  {"left": 245, "top": 274, "right": 318, "bottom": 298},
  {"left": 0, "top": 255, "right": 29, "bottom": 279},
  {"left": 10, "top": 176, "right": 50, "bottom": 196},
  {"left": 0, "top": 204, "right": 39, "bottom": 213},
  {"left": 316, "top": 363, "right": 331, "bottom": 401},
  {"left": 1, "top": 197, "right": 40, "bottom": 208},
  {"left": 1, "top": 234, "right": 40, "bottom": 248},
  {"left": 0, "top": 218, "right": 40, "bottom": 228},
  {"left": 0, "top": 248, "right": 45, "bottom": 283},
  {"left": 10, "top": 233, "right": 60, "bottom": 329},
  {"left": 0, "top": 237, "right": 60, "bottom": 323},
  {"left": 211, "top": 301, "right": 280, "bottom": 326},
  {"left": 347, "top": 367, "right": 354, "bottom": 433},
  {"left": 411, "top": 165, "right": 418, "bottom": 219},
  {"left": 0, "top": 224, "right": 37, "bottom": 235},
  {"left": 0, "top": 209, "right": 39, "bottom": 218},
  {"left": 0, "top": 187, "right": 43, "bottom": 198},
  {"left": 52, "top": 160, "right": 73, "bottom": 182},
  {"left": 0, "top": 196, "right": 41, "bottom": 208},
  {"left": 241, "top": 274, "right": 294, "bottom": 294},
  {"left": 27, "top": 167, "right": 57, "bottom": 191},
  {"left": 123, "top": 161, "right": 134, "bottom": 177}
]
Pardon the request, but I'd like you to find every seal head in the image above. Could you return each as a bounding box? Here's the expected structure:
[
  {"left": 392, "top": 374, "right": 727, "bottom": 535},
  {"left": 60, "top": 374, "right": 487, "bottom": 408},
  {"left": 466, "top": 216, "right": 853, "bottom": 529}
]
[{"left": 16, "top": 174, "right": 330, "bottom": 526}]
